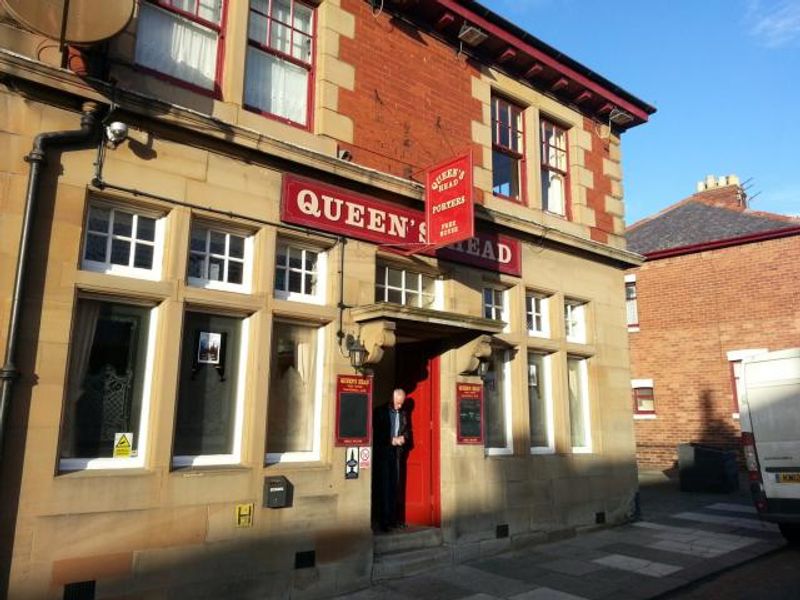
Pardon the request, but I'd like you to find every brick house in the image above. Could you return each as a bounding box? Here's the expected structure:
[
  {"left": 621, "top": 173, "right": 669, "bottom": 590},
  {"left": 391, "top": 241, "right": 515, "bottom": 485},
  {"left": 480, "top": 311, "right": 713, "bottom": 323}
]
[
  {"left": 1, "top": 1, "right": 654, "bottom": 597},
  {"left": 626, "top": 176, "right": 800, "bottom": 471}
]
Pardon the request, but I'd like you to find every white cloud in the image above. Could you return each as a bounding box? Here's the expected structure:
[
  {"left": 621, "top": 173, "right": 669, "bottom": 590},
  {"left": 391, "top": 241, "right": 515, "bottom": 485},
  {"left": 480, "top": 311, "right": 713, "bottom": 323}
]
[{"left": 746, "top": 0, "right": 800, "bottom": 47}]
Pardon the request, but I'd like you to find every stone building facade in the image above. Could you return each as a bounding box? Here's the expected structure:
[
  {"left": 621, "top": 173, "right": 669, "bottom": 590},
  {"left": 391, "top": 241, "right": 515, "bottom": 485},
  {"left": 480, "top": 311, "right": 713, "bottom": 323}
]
[
  {"left": 626, "top": 177, "right": 800, "bottom": 470},
  {"left": 0, "top": 1, "right": 653, "bottom": 598}
]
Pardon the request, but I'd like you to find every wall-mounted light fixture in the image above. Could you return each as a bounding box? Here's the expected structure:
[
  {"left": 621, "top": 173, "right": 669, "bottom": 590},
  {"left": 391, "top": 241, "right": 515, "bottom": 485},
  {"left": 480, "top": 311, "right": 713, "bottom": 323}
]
[
  {"left": 458, "top": 22, "right": 488, "bottom": 47},
  {"left": 477, "top": 358, "right": 490, "bottom": 379},
  {"left": 344, "top": 334, "right": 368, "bottom": 371}
]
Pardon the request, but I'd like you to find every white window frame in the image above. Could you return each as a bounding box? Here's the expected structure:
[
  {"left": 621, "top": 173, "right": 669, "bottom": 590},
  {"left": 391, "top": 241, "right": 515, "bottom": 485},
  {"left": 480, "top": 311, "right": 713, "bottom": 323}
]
[
  {"left": 726, "top": 348, "right": 768, "bottom": 419},
  {"left": 631, "top": 378, "right": 657, "bottom": 420},
  {"left": 529, "top": 352, "right": 555, "bottom": 454},
  {"left": 274, "top": 241, "right": 327, "bottom": 305},
  {"left": 483, "top": 286, "right": 510, "bottom": 333},
  {"left": 485, "top": 349, "right": 514, "bottom": 457},
  {"left": 568, "top": 356, "right": 592, "bottom": 454},
  {"left": 376, "top": 263, "right": 441, "bottom": 310},
  {"left": 266, "top": 324, "right": 326, "bottom": 464},
  {"left": 625, "top": 273, "right": 639, "bottom": 332},
  {"left": 172, "top": 318, "right": 250, "bottom": 467},
  {"left": 565, "top": 299, "right": 587, "bottom": 343},
  {"left": 81, "top": 202, "right": 165, "bottom": 281},
  {"left": 59, "top": 303, "right": 160, "bottom": 471},
  {"left": 526, "top": 291, "right": 550, "bottom": 338},
  {"left": 188, "top": 224, "right": 254, "bottom": 293}
]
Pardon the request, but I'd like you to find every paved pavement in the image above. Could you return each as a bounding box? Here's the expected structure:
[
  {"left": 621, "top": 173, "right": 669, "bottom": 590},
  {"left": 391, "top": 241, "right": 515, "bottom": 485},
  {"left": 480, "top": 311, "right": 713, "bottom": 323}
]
[{"left": 334, "top": 472, "right": 786, "bottom": 600}]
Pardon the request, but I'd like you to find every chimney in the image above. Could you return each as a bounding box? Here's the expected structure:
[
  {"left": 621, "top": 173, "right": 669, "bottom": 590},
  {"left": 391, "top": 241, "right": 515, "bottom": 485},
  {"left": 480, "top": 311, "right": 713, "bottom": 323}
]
[{"left": 694, "top": 174, "right": 747, "bottom": 208}]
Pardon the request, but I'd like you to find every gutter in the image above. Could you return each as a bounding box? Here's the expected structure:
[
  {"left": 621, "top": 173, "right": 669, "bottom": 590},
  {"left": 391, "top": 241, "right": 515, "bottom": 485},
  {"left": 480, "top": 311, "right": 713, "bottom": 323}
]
[{"left": 0, "top": 101, "right": 102, "bottom": 460}]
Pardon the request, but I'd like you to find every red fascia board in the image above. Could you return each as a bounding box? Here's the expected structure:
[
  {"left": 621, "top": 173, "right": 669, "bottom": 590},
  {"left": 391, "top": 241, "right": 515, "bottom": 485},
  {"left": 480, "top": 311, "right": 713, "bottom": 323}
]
[
  {"left": 433, "top": 0, "right": 652, "bottom": 123},
  {"left": 644, "top": 225, "right": 800, "bottom": 260}
]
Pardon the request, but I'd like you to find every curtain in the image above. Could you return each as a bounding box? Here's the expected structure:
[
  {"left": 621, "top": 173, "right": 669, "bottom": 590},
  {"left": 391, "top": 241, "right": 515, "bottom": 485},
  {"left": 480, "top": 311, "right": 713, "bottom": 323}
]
[
  {"left": 244, "top": 47, "right": 309, "bottom": 125},
  {"left": 542, "top": 170, "right": 565, "bottom": 214},
  {"left": 135, "top": 3, "right": 218, "bottom": 90},
  {"left": 62, "top": 300, "right": 101, "bottom": 458}
]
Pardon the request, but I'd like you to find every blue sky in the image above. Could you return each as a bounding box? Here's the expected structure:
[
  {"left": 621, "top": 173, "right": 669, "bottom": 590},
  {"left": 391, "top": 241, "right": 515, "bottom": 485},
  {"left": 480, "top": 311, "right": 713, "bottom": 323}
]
[{"left": 484, "top": 0, "right": 800, "bottom": 223}]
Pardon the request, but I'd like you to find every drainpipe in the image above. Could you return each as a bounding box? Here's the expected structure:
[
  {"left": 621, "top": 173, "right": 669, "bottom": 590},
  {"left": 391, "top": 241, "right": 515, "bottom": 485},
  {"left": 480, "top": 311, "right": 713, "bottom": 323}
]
[{"left": 0, "top": 101, "right": 102, "bottom": 461}]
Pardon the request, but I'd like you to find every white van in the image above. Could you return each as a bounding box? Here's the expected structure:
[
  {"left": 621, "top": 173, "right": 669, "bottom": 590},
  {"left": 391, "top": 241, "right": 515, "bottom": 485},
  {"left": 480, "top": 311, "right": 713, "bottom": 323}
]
[{"left": 739, "top": 348, "right": 800, "bottom": 543}]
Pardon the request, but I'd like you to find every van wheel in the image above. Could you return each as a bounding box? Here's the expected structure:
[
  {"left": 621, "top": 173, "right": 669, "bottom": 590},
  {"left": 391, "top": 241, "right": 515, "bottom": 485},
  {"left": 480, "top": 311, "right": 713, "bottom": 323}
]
[{"left": 779, "top": 523, "right": 800, "bottom": 544}]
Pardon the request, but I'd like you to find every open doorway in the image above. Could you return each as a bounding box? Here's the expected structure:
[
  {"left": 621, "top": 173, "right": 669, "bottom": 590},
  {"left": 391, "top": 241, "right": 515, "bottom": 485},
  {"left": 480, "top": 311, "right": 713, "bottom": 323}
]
[{"left": 371, "top": 341, "right": 440, "bottom": 530}]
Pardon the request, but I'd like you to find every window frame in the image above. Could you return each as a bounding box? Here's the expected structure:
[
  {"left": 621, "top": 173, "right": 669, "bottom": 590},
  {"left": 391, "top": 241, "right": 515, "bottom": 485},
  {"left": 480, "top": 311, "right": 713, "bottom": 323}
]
[
  {"left": 375, "top": 262, "right": 440, "bottom": 310},
  {"left": 482, "top": 286, "right": 508, "bottom": 324},
  {"left": 134, "top": 0, "right": 228, "bottom": 98},
  {"left": 540, "top": 118, "right": 570, "bottom": 218},
  {"left": 726, "top": 349, "right": 768, "bottom": 418},
  {"left": 274, "top": 240, "right": 327, "bottom": 305},
  {"left": 484, "top": 348, "right": 514, "bottom": 456},
  {"left": 631, "top": 378, "right": 656, "bottom": 418},
  {"left": 625, "top": 274, "right": 639, "bottom": 331},
  {"left": 525, "top": 291, "right": 550, "bottom": 338},
  {"left": 528, "top": 351, "right": 555, "bottom": 454},
  {"left": 491, "top": 94, "right": 526, "bottom": 203},
  {"left": 244, "top": 0, "right": 317, "bottom": 129},
  {"left": 567, "top": 355, "right": 592, "bottom": 454},
  {"left": 564, "top": 299, "right": 587, "bottom": 343},
  {"left": 172, "top": 312, "right": 250, "bottom": 468},
  {"left": 58, "top": 298, "right": 160, "bottom": 472},
  {"left": 187, "top": 223, "right": 254, "bottom": 294},
  {"left": 265, "top": 321, "right": 326, "bottom": 464},
  {"left": 81, "top": 201, "right": 166, "bottom": 281}
]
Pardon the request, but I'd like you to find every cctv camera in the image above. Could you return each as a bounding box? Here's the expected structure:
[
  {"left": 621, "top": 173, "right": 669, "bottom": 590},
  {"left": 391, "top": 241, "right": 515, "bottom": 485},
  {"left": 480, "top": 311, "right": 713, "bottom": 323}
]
[{"left": 105, "top": 121, "right": 129, "bottom": 146}]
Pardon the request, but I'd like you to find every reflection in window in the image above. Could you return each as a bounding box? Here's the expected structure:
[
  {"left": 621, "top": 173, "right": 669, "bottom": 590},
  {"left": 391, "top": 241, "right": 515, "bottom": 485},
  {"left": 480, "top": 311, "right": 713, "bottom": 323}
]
[
  {"left": 60, "top": 299, "right": 151, "bottom": 460},
  {"left": 267, "top": 321, "right": 320, "bottom": 457},
  {"left": 492, "top": 95, "right": 524, "bottom": 200},
  {"left": 568, "top": 356, "right": 590, "bottom": 451},
  {"left": 483, "top": 287, "right": 505, "bottom": 321},
  {"left": 173, "top": 312, "right": 243, "bottom": 459},
  {"left": 188, "top": 225, "right": 249, "bottom": 290},
  {"left": 528, "top": 352, "right": 551, "bottom": 449},
  {"left": 484, "top": 350, "right": 510, "bottom": 451},
  {"left": 275, "top": 243, "right": 319, "bottom": 298},
  {"left": 83, "top": 204, "right": 160, "bottom": 276}
]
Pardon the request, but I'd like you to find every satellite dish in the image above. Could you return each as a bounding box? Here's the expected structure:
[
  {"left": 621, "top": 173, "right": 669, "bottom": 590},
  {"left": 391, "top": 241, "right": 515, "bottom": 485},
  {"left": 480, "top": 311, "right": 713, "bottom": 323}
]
[{"left": 1, "top": 0, "right": 135, "bottom": 44}]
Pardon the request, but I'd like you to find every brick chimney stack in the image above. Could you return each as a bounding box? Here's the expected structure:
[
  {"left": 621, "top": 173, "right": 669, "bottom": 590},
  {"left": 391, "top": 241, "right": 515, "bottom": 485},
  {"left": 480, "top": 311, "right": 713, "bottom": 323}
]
[{"left": 694, "top": 174, "right": 747, "bottom": 209}]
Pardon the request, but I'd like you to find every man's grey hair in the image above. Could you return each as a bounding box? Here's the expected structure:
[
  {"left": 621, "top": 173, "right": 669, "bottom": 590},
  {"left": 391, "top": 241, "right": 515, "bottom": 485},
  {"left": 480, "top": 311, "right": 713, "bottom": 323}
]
[{"left": 393, "top": 388, "right": 406, "bottom": 399}]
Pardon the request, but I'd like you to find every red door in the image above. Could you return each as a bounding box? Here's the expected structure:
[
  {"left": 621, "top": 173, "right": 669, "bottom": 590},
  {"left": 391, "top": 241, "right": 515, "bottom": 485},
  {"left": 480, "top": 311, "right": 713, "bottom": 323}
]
[{"left": 396, "top": 343, "right": 440, "bottom": 527}]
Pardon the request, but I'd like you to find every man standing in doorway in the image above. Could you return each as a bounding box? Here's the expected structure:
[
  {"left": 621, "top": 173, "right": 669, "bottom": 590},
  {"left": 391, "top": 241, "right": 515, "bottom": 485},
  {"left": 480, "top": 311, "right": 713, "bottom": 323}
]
[{"left": 374, "top": 388, "right": 411, "bottom": 532}]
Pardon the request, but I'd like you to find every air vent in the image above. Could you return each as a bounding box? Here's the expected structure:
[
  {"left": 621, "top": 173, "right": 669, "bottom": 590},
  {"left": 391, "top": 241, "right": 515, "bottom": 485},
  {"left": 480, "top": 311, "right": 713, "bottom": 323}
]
[
  {"left": 496, "top": 524, "right": 509, "bottom": 538},
  {"left": 295, "top": 550, "right": 316, "bottom": 570}
]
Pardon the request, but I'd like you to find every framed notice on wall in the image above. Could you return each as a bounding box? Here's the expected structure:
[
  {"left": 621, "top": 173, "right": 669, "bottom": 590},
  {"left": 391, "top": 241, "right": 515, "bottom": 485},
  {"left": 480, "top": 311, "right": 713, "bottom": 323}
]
[
  {"left": 456, "top": 383, "right": 484, "bottom": 444},
  {"left": 335, "top": 375, "right": 372, "bottom": 446}
]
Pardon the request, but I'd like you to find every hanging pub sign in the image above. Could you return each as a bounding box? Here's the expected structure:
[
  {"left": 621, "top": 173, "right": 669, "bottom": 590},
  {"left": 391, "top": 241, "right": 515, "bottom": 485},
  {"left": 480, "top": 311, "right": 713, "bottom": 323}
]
[
  {"left": 281, "top": 175, "right": 521, "bottom": 276},
  {"left": 335, "top": 375, "right": 372, "bottom": 446},
  {"left": 425, "top": 153, "right": 474, "bottom": 248},
  {"left": 456, "top": 383, "right": 484, "bottom": 444}
]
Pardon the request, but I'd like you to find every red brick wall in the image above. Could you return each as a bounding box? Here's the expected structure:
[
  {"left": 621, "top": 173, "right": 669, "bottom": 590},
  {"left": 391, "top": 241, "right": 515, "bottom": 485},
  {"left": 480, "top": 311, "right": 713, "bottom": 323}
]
[
  {"left": 338, "top": 1, "right": 483, "bottom": 191},
  {"left": 582, "top": 116, "right": 615, "bottom": 243},
  {"left": 629, "top": 234, "right": 800, "bottom": 470}
]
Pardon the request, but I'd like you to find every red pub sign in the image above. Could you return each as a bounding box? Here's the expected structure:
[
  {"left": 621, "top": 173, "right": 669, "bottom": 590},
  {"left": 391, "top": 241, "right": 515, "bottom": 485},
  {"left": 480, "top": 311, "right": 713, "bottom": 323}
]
[
  {"left": 282, "top": 174, "right": 521, "bottom": 276},
  {"left": 425, "top": 153, "right": 474, "bottom": 247}
]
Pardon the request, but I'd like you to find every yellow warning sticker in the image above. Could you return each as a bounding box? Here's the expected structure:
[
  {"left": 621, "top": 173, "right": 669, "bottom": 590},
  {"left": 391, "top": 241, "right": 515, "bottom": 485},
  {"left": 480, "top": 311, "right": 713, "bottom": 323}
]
[
  {"left": 235, "top": 503, "right": 254, "bottom": 528},
  {"left": 113, "top": 433, "right": 133, "bottom": 458}
]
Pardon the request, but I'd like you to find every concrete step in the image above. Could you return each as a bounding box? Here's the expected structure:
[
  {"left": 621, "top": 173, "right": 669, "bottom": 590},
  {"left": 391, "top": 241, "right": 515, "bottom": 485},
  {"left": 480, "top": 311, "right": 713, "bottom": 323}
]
[
  {"left": 373, "top": 526, "right": 444, "bottom": 556},
  {"left": 372, "top": 544, "right": 452, "bottom": 581}
]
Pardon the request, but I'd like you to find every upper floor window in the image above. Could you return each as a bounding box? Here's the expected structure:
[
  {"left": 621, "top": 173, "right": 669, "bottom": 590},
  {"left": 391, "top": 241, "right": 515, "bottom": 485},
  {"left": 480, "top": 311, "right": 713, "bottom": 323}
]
[
  {"left": 526, "top": 292, "right": 550, "bottom": 337},
  {"left": 376, "top": 264, "right": 437, "bottom": 309},
  {"left": 625, "top": 276, "right": 639, "bottom": 329},
  {"left": 135, "top": 0, "right": 225, "bottom": 93},
  {"left": 541, "top": 120, "right": 568, "bottom": 216},
  {"left": 275, "top": 241, "right": 326, "bottom": 304},
  {"left": 188, "top": 224, "right": 253, "bottom": 293},
  {"left": 245, "top": 0, "right": 314, "bottom": 126},
  {"left": 491, "top": 95, "right": 524, "bottom": 201},
  {"left": 82, "top": 203, "right": 164, "bottom": 280},
  {"left": 564, "top": 299, "right": 586, "bottom": 343}
]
